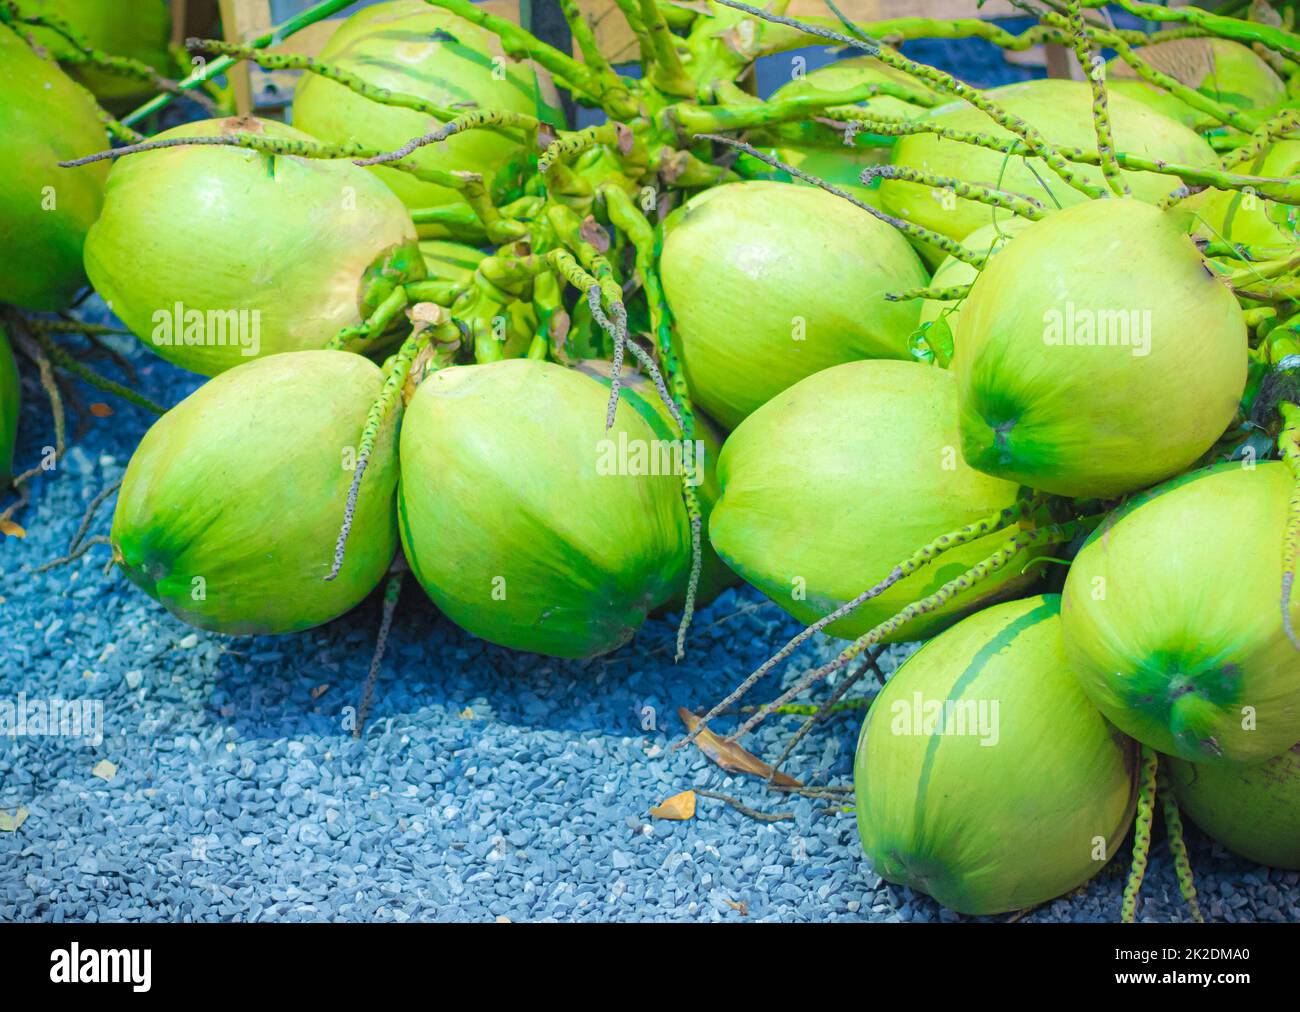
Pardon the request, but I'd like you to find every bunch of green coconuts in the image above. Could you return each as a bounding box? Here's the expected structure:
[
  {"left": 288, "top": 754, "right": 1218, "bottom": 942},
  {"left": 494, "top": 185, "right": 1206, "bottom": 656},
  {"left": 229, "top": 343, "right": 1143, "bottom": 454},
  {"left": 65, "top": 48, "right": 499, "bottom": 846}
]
[{"left": 4, "top": 0, "right": 1300, "bottom": 920}]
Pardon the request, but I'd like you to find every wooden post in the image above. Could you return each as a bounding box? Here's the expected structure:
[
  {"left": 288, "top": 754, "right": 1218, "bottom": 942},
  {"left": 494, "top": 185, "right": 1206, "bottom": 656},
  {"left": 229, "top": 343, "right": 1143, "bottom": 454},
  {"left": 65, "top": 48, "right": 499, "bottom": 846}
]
[{"left": 217, "top": 0, "right": 272, "bottom": 115}]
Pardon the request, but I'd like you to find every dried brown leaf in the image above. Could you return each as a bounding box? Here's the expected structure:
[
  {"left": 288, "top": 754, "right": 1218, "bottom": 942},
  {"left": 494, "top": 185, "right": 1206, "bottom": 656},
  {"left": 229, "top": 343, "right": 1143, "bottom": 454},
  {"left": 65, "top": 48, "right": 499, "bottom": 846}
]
[
  {"left": 649, "top": 790, "right": 696, "bottom": 820},
  {"left": 677, "top": 707, "right": 802, "bottom": 787}
]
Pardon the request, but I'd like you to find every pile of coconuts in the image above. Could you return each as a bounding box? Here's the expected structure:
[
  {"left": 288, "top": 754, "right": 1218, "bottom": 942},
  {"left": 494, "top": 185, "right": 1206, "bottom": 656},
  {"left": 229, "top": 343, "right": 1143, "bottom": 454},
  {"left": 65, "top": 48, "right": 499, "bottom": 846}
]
[{"left": 4, "top": 0, "right": 1300, "bottom": 921}]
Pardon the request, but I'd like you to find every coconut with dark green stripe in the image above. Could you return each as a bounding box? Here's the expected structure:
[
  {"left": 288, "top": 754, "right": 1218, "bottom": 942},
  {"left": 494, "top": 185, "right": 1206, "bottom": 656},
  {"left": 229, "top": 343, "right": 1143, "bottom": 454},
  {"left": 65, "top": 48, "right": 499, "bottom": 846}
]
[
  {"left": 397, "top": 359, "right": 690, "bottom": 659},
  {"left": 0, "top": 323, "right": 19, "bottom": 486},
  {"left": 291, "top": 0, "right": 563, "bottom": 238},
  {"left": 855, "top": 595, "right": 1137, "bottom": 915},
  {"left": 111, "top": 352, "right": 399, "bottom": 635},
  {"left": 1169, "top": 743, "right": 1300, "bottom": 869},
  {"left": 955, "top": 198, "right": 1247, "bottom": 499},
  {"left": 1062, "top": 461, "right": 1300, "bottom": 765},
  {"left": 710, "top": 360, "right": 1040, "bottom": 642}
]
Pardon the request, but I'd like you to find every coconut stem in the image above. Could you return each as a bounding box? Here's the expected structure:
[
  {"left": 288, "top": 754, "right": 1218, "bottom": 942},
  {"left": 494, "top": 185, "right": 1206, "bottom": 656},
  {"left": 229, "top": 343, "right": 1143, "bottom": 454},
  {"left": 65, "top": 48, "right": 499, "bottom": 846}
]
[
  {"left": 419, "top": 0, "right": 626, "bottom": 113},
  {"left": 554, "top": 0, "right": 612, "bottom": 78},
  {"left": 710, "top": 0, "right": 1106, "bottom": 200},
  {"left": 608, "top": 0, "right": 657, "bottom": 70},
  {"left": 669, "top": 79, "right": 938, "bottom": 135},
  {"left": 1224, "top": 253, "right": 1300, "bottom": 290},
  {"left": 632, "top": 0, "right": 696, "bottom": 97},
  {"left": 26, "top": 319, "right": 130, "bottom": 339},
  {"left": 727, "top": 515, "right": 1097, "bottom": 743},
  {"left": 4, "top": 318, "right": 66, "bottom": 495},
  {"left": 1223, "top": 110, "right": 1300, "bottom": 169},
  {"left": 886, "top": 283, "right": 973, "bottom": 303},
  {"left": 1121, "top": 744, "right": 1159, "bottom": 923},
  {"left": 603, "top": 184, "right": 705, "bottom": 658},
  {"left": 354, "top": 569, "right": 404, "bottom": 739},
  {"left": 327, "top": 287, "right": 410, "bottom": 353},
  {"left": 120, "top": 0, "right": 357, "bottom": 127},
  {"left": 697, "top": 134, "right": 985, "bottom": 267},
  {"left": 1064, "top": 16, "right": 1260, "bottom": 135},
  {"left": 1, "top": 3, "right": 215, "bottom": 112},
  {"left": 1093, "top": 0, "right": 1300, "bottom": 64},
  {"left": 184, "top": 39, "right": 521, "bottom": 136},
  {"left": 538, "top": 207, "right": 639, "bottom": 430},
  {"left": 353, "top": 108, "right": 541, "bottom": 168},
  {"left": 58, "top": 133, "right": 477, "bottom": 193},
  {"left": 326, "top": 317, "right": 451, "bottom": 583},
  {"left": 861, "top": 165, "right": 1048, "bottom": 220},
  {"left": 678, "top": 499, "right": 1035, "bottom": 751},
  {"left": 851, "top": 115, "right": 1300, "bottom": 205},
  {"left": 766, "top": 7, "right": 1199, "bottom": 55},
  {"left": 1278, "top": 401, "right": 1300, "bottom": 649},
  {"left": 766, "top": 647, "right": 884, "bottom": 784},
  {"left": 1158, "top": 759, "right": 1205, "bottom": 923},
  {"left": 1062, "top": 2, "right": 1130, "bottom": 199},
  {"left": 29, "top": 329, "right": 165, "bottom": 416}
]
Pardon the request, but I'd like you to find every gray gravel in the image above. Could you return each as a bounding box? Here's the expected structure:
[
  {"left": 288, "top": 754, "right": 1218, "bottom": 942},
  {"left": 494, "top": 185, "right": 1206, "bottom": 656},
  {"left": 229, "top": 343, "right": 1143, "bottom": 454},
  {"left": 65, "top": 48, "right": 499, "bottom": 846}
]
[{"left": 2, "top": 308, "right": 1297, "bottom": 923}]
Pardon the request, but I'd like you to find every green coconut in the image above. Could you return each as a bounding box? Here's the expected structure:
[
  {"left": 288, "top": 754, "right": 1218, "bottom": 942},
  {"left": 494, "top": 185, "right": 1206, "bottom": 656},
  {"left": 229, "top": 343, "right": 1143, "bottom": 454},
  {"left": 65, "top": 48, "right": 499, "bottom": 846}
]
[
  {"left": 23, "top": 0, "right": 175, "bottom": 109},
  {"left": 766, "top": 55, "right": 937, "bottom": 198},
  {"left": 291, "top": 0, "right": 562, "bottom": 237},
  {"left": 83, "top": 115, "right": 424, "bottom": 376},
  {"left": 1061, "top": 461, "right": 1300, "bottom": 764},
  {"left": 0, "top": 24, "right": 109, "bottom": 311},
  {"left": 576, "top": 359, "right": 737, "bottom": 608},
  {"left": 710, "top": 360, "right": 1040, "bottom": 642},
  {"left": 398, "top": 359, "right": 691, "bottom": 659},
  {"left": 111, "top": 351, "right": 398, "bottom": 635},
  {"left": 955, "top": 198, "right": 1247, "bottom": 499},
  {"left": 660, "top": 180, "right": 928, "bottom": 429},
  {"left": 1182, "top": 139, "right": 1300, "bottom": 250},
  {"left": 855, "top": 594, "right": 1137, "bottom": 915},
  {"left": 1106, "top": 37, "right": 1286, "bottom": 129},
  {"left": 916, "top": 216, "right": 1035, "bottom": 366},
  {"left": 1169, "top": 743, "right": 1300, "bottom": 869},
  {"left": 0, "top": 323, "right": 19, "bottom": 486},
  {"left": 878, "top": 78, "right": 1219, "bottom": 266}
]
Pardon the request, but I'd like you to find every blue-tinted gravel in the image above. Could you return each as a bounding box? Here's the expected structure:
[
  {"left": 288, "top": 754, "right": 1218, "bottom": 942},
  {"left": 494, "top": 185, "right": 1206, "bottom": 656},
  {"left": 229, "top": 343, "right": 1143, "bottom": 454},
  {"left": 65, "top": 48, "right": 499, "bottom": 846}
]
[{"left": 2, "top": 311, "right": 1297, "bottom": 923}]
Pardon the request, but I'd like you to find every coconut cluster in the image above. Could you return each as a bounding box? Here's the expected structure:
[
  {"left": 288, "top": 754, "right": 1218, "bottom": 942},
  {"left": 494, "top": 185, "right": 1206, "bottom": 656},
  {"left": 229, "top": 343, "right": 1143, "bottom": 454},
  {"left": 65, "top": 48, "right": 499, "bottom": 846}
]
[{"left": 3, "top": 0, "right": 1299, "bottom": 922}]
